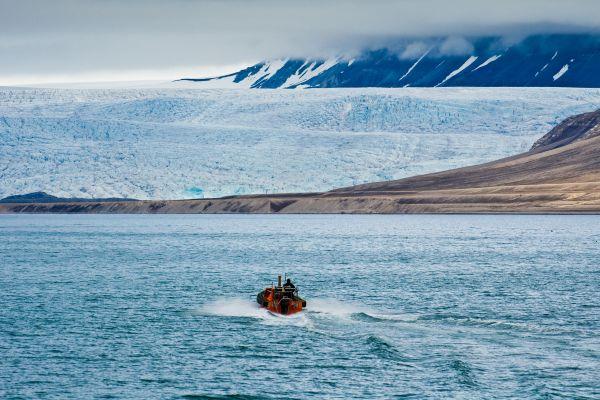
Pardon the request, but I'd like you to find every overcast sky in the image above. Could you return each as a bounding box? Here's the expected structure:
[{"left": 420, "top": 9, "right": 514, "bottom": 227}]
[{"left": 1, "top": 0, "right": 599, "bottom": 85}]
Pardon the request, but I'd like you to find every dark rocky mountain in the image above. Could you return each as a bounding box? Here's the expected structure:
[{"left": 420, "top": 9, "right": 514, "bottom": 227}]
[
  {"left": 0, "top": 191, "right": 136, "bottom": 203},
  {"left": 180, "top": 34, "right": 600, "bottom": 88}
]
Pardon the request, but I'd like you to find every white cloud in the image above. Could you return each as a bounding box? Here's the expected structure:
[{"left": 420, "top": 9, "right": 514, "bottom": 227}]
[
  {"left": 399, "top": 42, "right": 430, "bottom": 59},
  {"left": 439, "top": 36, "right": 475, "bottom": 56}
]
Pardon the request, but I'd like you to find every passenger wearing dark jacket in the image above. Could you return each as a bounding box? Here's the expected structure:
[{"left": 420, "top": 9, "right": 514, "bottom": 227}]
[{"left": 283, "top": 278, "right": 295, "bottom": 290}]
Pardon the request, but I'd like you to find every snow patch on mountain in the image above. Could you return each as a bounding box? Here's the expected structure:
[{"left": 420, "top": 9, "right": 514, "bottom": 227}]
[
  {"left": 247, "top": 59, "right": 288, "bottom": 87},
  {"left": 283, "top": 58, "right": 339, "bottom": 88},
  {"left": 436, "top": 56, "right": 478, "bottom": 87},
  {"left": 473, "top": 55, "right": 501, "bottom": 71},
  {"left": 553, "top": 65, "right": 569, "bottom": 81},
  {"left": 399, "top": 50, "right": 431, "bottom": 81}
]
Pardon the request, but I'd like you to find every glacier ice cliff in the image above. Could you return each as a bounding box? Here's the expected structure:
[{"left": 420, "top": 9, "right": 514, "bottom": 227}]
[{"left": 0, "top": 87, "right": 599, "bottom": 199}]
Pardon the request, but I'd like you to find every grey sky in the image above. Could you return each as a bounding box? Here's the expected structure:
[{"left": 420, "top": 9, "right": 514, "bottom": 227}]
[{"left": 1, "top": 0, "right": 599, "bottom": 84}]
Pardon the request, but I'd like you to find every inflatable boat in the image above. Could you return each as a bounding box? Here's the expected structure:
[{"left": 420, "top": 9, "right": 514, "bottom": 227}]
[{"left": 256, "top": 275, "right": 306, "bottom": 315}]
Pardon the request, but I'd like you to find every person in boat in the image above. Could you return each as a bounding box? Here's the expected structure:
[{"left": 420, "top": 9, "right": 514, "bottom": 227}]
[{"left": 283, "top": 278, "right": 295, "bottom": 290}]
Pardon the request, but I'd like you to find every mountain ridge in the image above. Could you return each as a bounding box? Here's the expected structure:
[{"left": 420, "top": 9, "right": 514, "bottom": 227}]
[{"left": 179, "top": 34, "right": 600, "bottom": 89}]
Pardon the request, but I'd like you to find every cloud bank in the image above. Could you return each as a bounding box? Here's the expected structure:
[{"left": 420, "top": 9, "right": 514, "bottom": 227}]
[{"left": 0, "top": 0, "right": 598, "bottom": 84}]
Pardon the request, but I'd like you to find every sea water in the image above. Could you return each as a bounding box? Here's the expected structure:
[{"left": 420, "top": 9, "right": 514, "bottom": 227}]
[{"left": 1, "top": 214, "right": 598, "bottom": 399}]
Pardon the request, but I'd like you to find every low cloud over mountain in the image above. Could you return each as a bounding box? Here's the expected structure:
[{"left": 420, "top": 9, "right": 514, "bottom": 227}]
[{"left": 1, "top": 0, "right": 599, "bottom": 84}]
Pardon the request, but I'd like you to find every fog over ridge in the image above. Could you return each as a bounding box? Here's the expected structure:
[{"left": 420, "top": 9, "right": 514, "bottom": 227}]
[{"left": 0, "top": 0, "right": 598, "bottom": 84}]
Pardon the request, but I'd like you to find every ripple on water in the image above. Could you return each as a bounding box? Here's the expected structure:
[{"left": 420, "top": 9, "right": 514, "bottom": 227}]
[
  {"left": 180, "top": 395, "right": 270, "bottom": 400},
  {"left": 1, "top": 214, "right": 599, "bottom": 399},
  {"left": 449, "top": 359, "right": 478, "bottom": 388},
  {"left": 365, "top": 335, "right": 417, "bottom": 368}
]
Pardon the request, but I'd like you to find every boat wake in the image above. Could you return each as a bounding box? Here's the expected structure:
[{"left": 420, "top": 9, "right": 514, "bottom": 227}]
[
  {"left": 308, "top": 298, "right": 419, "bottom": 323},
  {"left": 307, "top": 298, "right": 368, "bottom": 317},
  {"left": 196, "top": 298, "right": 310, "bottom": 327},
  {"left": 196, "top": 297, "right": 418, "bottom": 329},
  {"left": 198, "top": 298, "right": 267, "bottom": 319}
]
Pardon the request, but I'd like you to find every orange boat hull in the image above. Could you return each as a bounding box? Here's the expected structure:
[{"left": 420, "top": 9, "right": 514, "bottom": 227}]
[
  {"left": 257, "top": 288, "right": 305, "bottom": 315},
  {"left": 265, "top": 298, "right": 304, "bottom": 315}
]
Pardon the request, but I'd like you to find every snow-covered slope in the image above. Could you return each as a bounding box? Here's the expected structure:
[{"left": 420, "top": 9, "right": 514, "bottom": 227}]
[
  {"left": 1, "top": 87, "right": 599, "bottom": 199},
  {"left": 180, "top": 34, "right": 600, "bottom": 88}
]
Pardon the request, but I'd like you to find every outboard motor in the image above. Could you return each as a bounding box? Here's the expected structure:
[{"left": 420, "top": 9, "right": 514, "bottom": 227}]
[{"left": 280, "top": 297, "right": 291, "bottom": 314}]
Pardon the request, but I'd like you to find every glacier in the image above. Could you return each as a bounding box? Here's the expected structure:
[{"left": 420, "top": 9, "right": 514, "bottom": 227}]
[{"left": 1, "top": 87, "right": 599, "bottom": 200}]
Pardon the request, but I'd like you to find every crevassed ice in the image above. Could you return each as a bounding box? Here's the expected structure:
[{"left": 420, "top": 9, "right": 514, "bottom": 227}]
[{"left": 0, "top": 87, "right": 599, "bottom": 200}]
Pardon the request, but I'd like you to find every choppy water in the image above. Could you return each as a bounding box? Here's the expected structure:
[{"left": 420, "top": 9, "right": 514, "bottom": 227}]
[{"left": 1, "top": 214, "right": 599, "bottom": 399}]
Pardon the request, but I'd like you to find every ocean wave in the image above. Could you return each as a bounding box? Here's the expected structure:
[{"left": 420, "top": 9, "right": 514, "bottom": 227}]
[
  {"left": 180, "top": 394, "right": 271, "bottom": 400},
  {"left": 449, "top": 359, "right": 478, "bottom": 388},
  {"left": 416, "top": 313, "right": 582, "bottom": 334},
  {"left": 365, "top": 335, "right": 416, "bottom": 367}
]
